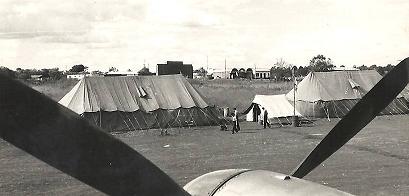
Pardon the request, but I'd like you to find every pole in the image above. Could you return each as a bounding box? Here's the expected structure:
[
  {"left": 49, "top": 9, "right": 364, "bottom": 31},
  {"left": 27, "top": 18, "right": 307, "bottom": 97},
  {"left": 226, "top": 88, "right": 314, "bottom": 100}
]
[
  {"left": 252, "top": 64, "right": 257, "bottom": 79},
  {"left": 206, "top": 55, "right": 209, "bottom": 73},
  {"left": 292, "top": 66, "right": 298, "bottom": 127},
  {"left": 293, "top": 67, "right": 295, "bottom": 117},
  {"left": 206, "top": 55, "right": 209, "bottom": 79},
  {"left": 224, "top": 58, "right": 227, "bottom": 79}
]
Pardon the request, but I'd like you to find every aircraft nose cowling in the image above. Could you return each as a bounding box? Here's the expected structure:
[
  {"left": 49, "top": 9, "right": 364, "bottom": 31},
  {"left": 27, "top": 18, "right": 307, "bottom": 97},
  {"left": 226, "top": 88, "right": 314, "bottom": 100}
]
[{"left": 184, "top": 169, "right": 353, "bottom": 196}]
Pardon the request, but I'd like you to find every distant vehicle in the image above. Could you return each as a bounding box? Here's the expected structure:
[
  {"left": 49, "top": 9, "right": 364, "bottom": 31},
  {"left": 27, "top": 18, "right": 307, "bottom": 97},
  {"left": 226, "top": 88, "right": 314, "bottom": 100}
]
[{"left": 0, "top": 58, "right": 408, "bottom": 195}]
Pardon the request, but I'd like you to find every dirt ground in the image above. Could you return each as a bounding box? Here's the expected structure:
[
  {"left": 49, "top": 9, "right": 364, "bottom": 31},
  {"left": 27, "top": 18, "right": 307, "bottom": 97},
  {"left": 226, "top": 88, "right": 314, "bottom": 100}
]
[{"left": 0, "top": 115, "right": 408, "bottom": 195}]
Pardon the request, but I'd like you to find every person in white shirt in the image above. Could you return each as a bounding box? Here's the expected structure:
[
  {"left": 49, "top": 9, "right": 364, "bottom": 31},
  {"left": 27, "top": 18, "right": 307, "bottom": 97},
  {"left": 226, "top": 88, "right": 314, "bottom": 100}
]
[
  {"left": 232, "top": 108, "right": 240, "bottom": 134},
  {"left": 259, "top": 107, "right": 265, "bottom": 125}
]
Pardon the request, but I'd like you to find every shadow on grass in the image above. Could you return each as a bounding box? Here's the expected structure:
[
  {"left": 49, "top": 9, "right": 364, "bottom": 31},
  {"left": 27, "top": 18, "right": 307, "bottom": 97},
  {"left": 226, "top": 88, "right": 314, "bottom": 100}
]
[
  {"left": 278, "top": 128, "right": 409, "bottom": 162},
  {"left": 347, "top": 144, "right": 409, "bottom": 162},
  {"left": 237, "top": 131, "right": 257, "bottom": 134}
]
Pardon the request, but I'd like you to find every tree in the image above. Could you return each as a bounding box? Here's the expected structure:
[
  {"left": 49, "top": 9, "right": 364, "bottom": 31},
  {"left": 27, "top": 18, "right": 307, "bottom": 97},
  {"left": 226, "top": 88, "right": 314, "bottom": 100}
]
[
  {"left": 238, "top": 68, "right": 246, "bottom": 78},
  {"left": 15, "top": 68, "right": 31, "bottom": 80},
  {"left": 230, "top": 68, "right": 238, "bottom": 79},
  {"left": 359, "top": 64, "right": 394, "bottom": 76},
  {"left": 270, "top": 66, "right": 291, "bottom": 81},
  {"left": 16, "top": 71, "right": 30, "bottom": 80},
  {"left": 194, "top": 67, "right": 207, "bottom": 77},
  {"left": 69, "top": 64, "right": 87, "bottom": 73},
  {"left": 377, "top": 64, "right": 394, "bottom": 76},
  {"left": 296, "top": 66, "right": 309, "bottom": 77},
  {"left": 40, "top": 69, "right": 50, "bottom": 79},
  {"left": 246, "top": 68, "right": 253, "bottom": 79},
  {"left": 369, "top": 64, "right": 377, "bottom": 70},
  {"left": 274, "top": 58, "right": 290, "bottom": 68},
  {"left": 309, "top": 54, "right": 334, "bottom": 72},
  {"left": 138, "top": 67, "right": 154, "bottom": 75},
  {"left": 108, "top": 67, "right": 118, "bottom": 72},
  {"left": 91, "top": 70, "right": 104, "bottom": 76},
  {"left": 0, "top": 66, "right": 16, "bottom": 78},
  {"left": 48, "top": 68, "right": 63, "bottom": 80},
  {"left": 358, "top": 65, "right": 370, "bottom": 70}
]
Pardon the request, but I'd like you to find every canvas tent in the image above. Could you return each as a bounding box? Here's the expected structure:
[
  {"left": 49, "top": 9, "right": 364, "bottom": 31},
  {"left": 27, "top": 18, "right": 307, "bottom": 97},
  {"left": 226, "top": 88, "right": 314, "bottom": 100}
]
[
  {"left": 244, "top": 94, "right": 302, "bottom": 124},
  {"left": 59, "top": 74, "right": 221, "bottom": 132},
  {"left": 286, "top": 70, "right": 409, "bottom": 118}
]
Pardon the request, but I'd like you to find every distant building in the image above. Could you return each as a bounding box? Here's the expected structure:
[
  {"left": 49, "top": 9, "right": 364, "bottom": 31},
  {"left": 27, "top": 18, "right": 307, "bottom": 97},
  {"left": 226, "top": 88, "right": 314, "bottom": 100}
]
[
  {"left": 157, "top": 61, "right": 193, "bottom": 78},
  {"left": 211, "top": 70, "right": 229, "bottom": 79},
  {"left": 193, "top": 72, "right": 204, "bottom": 79},
  {"left": 333, "top": 66, "right": 359, "bottom": 71},
  {"left": 207, "top": 67, "right": 271, "bottom": 79},
  {"left": 30, "top": 74, "right": 46, "bottom": 81},
  {"left": 104, "top": 71, "right": 139, "bottom": 77},
  {"left": 66, "top": 73, "right": 90, "bottom": 80},
  {"left": 253, "top": 68, "right": 271, "bottom": 79}
]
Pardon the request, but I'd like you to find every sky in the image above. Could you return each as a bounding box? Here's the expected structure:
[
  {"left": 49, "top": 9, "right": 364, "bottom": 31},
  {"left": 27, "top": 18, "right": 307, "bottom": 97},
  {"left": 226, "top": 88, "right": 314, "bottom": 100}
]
[{"left": 0, "top": 0, "right": 408, "bottom": 72}]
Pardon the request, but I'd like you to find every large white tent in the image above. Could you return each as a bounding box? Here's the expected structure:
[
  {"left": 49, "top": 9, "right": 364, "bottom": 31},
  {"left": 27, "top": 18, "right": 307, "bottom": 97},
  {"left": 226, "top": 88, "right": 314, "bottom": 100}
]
[
  {"left": 286, "top": 70, "right": 409, "bottom": 118},
  {"left": 59, "top": 74, "right": 221, "bottom": 132}
]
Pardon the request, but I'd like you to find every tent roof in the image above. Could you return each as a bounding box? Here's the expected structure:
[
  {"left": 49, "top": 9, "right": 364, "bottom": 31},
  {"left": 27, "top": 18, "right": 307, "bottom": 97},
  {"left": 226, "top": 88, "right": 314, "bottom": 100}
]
[
  {"left": 59, "top": 74, "right": 209, "bottom": 114},
  {"left": 286, "top": 70, "right": 405, "bottom": 102},
  {"left": 249, "top": 94, "right": 302, "bottom": 118}
]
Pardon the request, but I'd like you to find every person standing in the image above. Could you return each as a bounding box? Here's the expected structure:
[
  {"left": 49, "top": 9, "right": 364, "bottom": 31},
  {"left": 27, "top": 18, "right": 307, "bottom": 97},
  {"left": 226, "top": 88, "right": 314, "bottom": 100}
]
[
  {"left": 235, "top": 108, "right": 240, "bottom": 132},
  {"left": 232, "top": 108, "right": 240, "bottom": 134},
  {"left": 263, "top": 108, "right": 269, "bottom": 129},
  {"left": 260, "top": 107, "right": 265, "bottom": 125}
]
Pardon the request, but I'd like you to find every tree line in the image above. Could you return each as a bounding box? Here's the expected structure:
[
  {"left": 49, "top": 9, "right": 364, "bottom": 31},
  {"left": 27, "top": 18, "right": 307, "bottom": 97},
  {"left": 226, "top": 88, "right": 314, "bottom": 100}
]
[
  {"left": 0, "top": 67, "right": 64, "bottom": 81},
  {"left": 0, "top": 64, "right": 155, "bottom": 82},
  {"left": 1, "top": 54, "right": 396, "bottom": 82},
  {"left": 205, "top": 54, "right": 395, "bottom": 81}
]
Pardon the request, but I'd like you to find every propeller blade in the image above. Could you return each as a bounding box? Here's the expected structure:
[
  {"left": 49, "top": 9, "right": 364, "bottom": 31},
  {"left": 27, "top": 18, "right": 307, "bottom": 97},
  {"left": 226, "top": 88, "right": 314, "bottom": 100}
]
[
  {"left": 0, "top": 76, "right": 189, "bottom": 196},
  {"left": 291, "top": 57, "right": 409, "bottom": 178}
]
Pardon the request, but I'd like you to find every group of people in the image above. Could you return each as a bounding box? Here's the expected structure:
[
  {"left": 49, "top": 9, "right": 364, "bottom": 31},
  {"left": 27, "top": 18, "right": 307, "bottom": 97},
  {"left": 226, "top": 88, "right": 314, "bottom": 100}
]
[{"left": 229, "top": 106, "right": 270, "bottom": 134}]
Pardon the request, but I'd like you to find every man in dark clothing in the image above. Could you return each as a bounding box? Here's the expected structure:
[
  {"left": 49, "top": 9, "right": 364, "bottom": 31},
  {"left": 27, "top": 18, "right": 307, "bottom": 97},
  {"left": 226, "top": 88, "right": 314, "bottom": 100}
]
[{"left": 263, "top": 108, "right": 269, "bottom": 129}]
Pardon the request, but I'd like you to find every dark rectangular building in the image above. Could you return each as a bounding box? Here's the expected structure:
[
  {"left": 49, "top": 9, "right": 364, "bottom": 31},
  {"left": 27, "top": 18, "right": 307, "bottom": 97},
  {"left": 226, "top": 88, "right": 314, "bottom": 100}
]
[{"left": 157, "top": 61, "right": 193, "bottom": 78}]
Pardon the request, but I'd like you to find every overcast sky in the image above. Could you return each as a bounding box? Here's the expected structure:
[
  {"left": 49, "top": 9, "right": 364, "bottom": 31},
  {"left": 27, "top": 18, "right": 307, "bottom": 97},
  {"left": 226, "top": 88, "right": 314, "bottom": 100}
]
[{"left": 0, "top": 0, "right": 408, "bottom": 72}]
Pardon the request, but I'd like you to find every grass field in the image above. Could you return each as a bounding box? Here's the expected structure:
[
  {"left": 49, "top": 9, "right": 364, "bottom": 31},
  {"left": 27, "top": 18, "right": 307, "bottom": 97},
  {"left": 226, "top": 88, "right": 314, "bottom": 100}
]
[
  {"left": 29, "top": 79, "right": 78, "bottom": 101},
  {"left": 1, "top": 115, "right": 409, "bottom": 195}
]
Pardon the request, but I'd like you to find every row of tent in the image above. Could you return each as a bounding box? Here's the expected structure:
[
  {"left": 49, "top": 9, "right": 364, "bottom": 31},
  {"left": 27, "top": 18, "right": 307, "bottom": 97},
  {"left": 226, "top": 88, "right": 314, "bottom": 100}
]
[
  {"left": 59, "top": 70, "right": 409, "bottom": 132},
  {"left": 244, "top": 70, "right": 409, "bottom": 124}
]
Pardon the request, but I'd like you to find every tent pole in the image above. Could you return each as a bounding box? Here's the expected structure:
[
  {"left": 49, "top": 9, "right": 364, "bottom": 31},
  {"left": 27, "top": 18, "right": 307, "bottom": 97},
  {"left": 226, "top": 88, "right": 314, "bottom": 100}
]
[{"left": 292, "top": 66, "right": 299, "bottom": 127}]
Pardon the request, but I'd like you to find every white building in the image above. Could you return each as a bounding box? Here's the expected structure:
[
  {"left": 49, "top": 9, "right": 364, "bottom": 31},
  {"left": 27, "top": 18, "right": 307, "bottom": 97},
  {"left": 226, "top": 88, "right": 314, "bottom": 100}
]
[
  {"left": 104, "top": 71, "right": 139, "bottom": 76},
  {"left": 30, "top": 74, "right": 45, "bottom": 81},
  {"left": 66, "top": 73, "right": 90, "bottom": 79},
  {"left": 211, "top": 70, "right": 229, "bottom": 79},
  {"left": 333, "top": 66, "right": 359, "bottom": 71},
  {"left": 193, "top": 72, "right": 205, "bottom": 79},
  {"left": 254, "top": 68, "right": 270, "bottom": 79}
]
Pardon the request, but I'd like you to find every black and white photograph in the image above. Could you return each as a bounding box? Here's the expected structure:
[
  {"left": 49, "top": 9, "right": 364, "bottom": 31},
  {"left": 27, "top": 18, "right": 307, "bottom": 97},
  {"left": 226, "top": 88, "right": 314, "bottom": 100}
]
[{"left": 0, "top": 0, "right": 408, "bottom": 195}]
